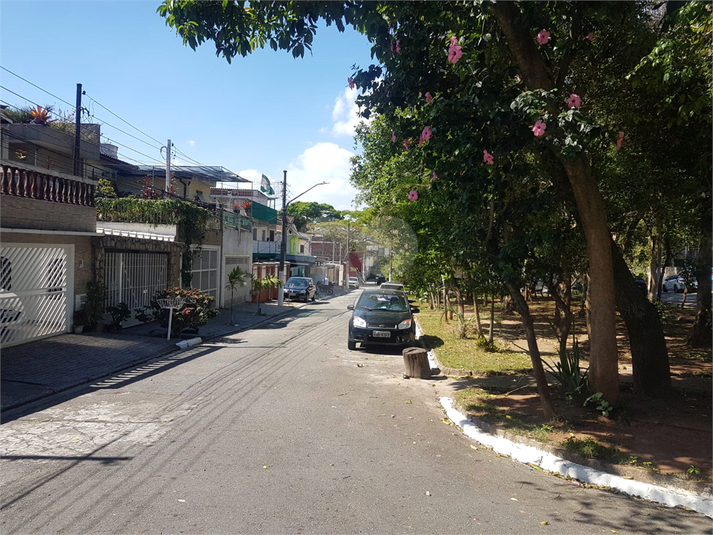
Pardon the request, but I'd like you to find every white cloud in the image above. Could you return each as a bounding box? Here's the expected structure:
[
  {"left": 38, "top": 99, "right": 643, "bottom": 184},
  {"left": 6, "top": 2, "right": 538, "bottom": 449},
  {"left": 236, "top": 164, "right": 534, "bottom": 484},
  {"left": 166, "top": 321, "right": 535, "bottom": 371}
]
[
  {"left": 237, "top": 169, "right": 262, "bottom": 184},
  {"left": 285, "top": 142, "right": 359, "bottom": 211},
  {"left": 331, "top": 87, "right": 363, "bottom": 137},
  {"left": 188, "top": 140, "right": 195, "bottom": 147}
]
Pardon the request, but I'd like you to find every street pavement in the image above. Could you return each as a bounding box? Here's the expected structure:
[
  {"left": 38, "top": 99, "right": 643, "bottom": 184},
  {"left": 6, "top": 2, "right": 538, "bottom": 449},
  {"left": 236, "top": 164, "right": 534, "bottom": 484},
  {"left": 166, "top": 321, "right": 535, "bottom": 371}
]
[
  {"left": 1, "top": 289, "right": 712, "bottom": 529},
  {"left": 1, "top": 296, "right": 317, "bottom": 417},
  {"left": 2, "top": 292, "right": 712, "bottom": 534}
]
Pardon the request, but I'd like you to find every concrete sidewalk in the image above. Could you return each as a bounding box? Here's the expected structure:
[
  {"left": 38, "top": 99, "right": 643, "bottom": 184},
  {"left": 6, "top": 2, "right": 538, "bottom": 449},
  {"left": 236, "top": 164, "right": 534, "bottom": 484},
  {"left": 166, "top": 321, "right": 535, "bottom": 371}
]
[{"left": 0, "top": 298, "right": 314, "bottom": 416}]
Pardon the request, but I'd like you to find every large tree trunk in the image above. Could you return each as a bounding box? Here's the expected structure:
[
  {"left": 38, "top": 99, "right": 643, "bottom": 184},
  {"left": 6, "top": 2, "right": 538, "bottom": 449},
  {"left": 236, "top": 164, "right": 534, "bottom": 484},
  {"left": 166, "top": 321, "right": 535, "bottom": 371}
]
[
  {"left": 561, "top": 158, "right": 619, "bottom": 403},
  {"left": 506, "top": 282, "right": 555, "bottom": 421},
  {"left": 492, "top": 2, "right": 619, "bottom": 404},
  {"left": 611, "top": 240, "right": 671, "bottom": 397}
]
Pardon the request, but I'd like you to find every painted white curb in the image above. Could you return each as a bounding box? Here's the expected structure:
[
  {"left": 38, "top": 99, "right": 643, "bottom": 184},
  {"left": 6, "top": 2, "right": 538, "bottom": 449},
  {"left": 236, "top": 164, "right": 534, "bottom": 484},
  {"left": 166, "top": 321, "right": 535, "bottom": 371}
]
[
  {"left": 440, "top": 397, "right": 713, "bottom": 518},
  {"left": 175, "top": 337, "right": 202, "bottom": 350}
]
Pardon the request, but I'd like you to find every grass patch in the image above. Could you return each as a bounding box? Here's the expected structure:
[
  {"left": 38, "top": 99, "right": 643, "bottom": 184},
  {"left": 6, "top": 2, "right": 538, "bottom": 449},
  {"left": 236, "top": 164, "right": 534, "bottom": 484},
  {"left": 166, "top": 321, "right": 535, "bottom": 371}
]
[
  {"left": 561, "top": 437, "right": 624, "bottom": 464},
  {"left": 453, "top": 387, "right": 551, "bottom": 442},
  {"left": 453, "top": 387, "right": 494, "bottom": 411},
  {"left": 416, "top": 305, "right": 531, "bottom": 374}
]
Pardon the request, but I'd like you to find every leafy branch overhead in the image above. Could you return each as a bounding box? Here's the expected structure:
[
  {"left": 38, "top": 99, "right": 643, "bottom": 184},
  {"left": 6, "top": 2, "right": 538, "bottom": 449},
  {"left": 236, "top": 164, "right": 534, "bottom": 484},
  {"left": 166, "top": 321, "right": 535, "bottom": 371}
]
[{"left": 158, "top": 0, "right": 712, "bottom": 406}]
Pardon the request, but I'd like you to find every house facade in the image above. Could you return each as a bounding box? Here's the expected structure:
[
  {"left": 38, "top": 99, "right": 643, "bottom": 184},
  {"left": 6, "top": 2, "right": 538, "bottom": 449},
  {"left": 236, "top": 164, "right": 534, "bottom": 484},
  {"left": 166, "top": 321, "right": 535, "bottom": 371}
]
[
  {"left": 1, "top": 114, "right": 101, "bottom": 347},
  {"left": 1, "top": 108, "right": 258, "bottom": 346}
]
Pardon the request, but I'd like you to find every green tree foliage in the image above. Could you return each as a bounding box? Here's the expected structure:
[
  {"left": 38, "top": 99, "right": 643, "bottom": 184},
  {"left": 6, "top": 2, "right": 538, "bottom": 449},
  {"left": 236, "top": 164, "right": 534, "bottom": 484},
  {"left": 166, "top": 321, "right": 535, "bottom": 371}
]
[
  {"left": 157, "top": 0, "right": 711, "bottom": 404},
  {"left": 287, "top": 201, "right": 342, "bottom": 231},
  {"left": 96, "top": 178, "right": 118, "bottom": 198}
]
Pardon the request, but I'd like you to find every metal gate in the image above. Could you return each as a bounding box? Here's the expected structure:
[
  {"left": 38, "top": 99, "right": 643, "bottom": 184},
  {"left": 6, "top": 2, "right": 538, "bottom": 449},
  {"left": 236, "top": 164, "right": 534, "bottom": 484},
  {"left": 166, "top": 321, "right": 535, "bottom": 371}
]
[
  {"left": 191, "top": 247, "right": 219, "bottom": 300},
  {"left": 0, "top": 244, "right": 72, "bottom": 348},
  {"left": 104, "top": 251, "right": 168, "bottom": 310}
]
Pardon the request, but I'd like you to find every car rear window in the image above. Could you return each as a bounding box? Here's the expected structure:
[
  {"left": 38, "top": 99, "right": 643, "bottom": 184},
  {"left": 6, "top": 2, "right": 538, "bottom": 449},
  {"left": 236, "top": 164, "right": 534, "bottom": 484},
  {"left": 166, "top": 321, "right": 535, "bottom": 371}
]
[{"left": 357, "top": 294, "right": 408, "bottom": 312}]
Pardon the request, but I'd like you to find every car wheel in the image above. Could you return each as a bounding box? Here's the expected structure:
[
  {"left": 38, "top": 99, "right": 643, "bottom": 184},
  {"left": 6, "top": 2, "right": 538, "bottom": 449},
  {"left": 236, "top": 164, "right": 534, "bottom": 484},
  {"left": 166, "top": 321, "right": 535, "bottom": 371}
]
[
  {"left": 348, "top": 340, "right": 356, "bottom": 350},
  {"left": 674, "top": 284, "right": 680, "bottom": 293},
  {"left": 311, "top": 294, "right": 316, "bottom": 301}
]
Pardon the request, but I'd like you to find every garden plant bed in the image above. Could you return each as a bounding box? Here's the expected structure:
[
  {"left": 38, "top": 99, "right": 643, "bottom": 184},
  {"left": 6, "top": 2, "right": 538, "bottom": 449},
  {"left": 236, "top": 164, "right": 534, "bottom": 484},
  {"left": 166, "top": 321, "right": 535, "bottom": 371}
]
[
  {"left": 417, "top": 296, "right": 712, "bottom": 491},
  {"left": 452, "top": 380, "right": 711, "bottom": 493}
]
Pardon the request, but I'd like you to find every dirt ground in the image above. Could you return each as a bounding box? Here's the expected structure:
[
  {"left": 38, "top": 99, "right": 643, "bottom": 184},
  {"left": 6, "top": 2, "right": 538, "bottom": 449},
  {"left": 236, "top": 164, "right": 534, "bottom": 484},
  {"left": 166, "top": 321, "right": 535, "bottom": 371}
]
[{"left": 447, "top": 298, "right": 712, "bottom": 491}]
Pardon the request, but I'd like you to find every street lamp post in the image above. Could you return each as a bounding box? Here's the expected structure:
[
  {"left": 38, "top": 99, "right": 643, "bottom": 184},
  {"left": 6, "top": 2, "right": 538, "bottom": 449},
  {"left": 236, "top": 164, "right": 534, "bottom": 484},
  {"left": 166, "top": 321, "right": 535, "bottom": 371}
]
[{"left": 277, "top": 171, "right": 327, "bottom": 306}]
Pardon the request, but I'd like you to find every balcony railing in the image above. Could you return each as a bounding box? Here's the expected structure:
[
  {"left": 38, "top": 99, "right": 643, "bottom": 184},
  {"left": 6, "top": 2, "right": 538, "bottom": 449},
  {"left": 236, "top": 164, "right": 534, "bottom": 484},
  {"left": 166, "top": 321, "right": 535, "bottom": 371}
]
[
  {"left": 253, "top": 241, "right": 281, "bottom": 255},
  {"left": 1, "top": 162, "right": 95, "bottom": 206}
]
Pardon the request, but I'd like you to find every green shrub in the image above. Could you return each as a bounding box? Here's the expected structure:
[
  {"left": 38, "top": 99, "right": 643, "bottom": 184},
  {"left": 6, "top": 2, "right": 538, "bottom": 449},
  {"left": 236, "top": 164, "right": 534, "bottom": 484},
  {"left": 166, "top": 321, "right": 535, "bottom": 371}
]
[{"left": 544, "top": 339, "right": 588, "bottom": 394}]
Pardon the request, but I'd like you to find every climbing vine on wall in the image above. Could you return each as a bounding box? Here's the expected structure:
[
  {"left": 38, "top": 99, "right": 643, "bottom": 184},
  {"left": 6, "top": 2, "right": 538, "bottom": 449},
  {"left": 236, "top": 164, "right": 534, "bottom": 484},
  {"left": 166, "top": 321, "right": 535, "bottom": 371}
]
[{"left": 96, "top": 197, "right": 216, "bottom": 286}]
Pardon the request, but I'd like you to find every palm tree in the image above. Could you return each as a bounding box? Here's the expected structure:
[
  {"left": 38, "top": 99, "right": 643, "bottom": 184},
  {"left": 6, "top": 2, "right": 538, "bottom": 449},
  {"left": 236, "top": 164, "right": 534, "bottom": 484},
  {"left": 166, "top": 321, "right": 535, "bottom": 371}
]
[
  {"left": 251, "top": 274, "right": 281, "bottom": 316},
  {"left": 225, "top": 266, "right": 248, "bottom": 325}
]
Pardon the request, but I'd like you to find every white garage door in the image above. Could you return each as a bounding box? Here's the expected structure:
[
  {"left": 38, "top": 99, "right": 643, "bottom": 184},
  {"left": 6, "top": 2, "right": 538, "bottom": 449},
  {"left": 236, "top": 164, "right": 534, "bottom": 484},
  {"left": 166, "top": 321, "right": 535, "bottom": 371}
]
[{"left": 0, "top": 244, "right": 73, "bottom": 348}]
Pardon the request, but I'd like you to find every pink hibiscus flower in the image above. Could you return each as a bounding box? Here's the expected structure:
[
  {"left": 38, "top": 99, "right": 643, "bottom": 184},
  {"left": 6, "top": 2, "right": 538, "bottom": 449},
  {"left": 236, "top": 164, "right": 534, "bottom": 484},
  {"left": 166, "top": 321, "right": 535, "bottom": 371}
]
[
  {"left": 483, "top": 150, "right": 494, "bottom": 165},
  {"left": 585, "top": 32, "right": 594, "bottom": 41},
  {"left": 532, "top": 119, "right": 547, "bottom": 137},
  {"left": 396, "top": 40, "right": 401, "bottom": 54},
  {"left": 447, "top": 36, "right": 463, "bottom": 64},
  {"left": 391, "top": 130, "right": 396, "bottom": 142},
  {"left": 425, "top": 92, "right": 433, "bottom": 103},
  {"left": 348, "top": 77, "right": 355, "bottom": 90},
  {"left": 408, "top": 190, "right": 418, "bottom": 201},
  {"left": 432, "top": 171, "right": 438, "bottom": 181},
  {"left": 420, "top": 126, "right": 432, "bottom": 146},
  {"left": 536, "top": 29, "right": 550, "bottom": 45},
  {"left": 404, "top": 139, "right": 409, "bottom": 151},
  {"left": 566, "top": 93, "right": 581, "bottom": 109},
  {"left": 617, "top": 131, "right": 624, "bottom": 149}
]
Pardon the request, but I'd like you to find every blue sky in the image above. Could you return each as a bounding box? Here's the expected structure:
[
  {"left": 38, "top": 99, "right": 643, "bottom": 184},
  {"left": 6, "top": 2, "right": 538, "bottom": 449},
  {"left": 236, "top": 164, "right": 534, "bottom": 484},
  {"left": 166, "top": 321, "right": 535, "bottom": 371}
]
[{"left": 0, "top": 1, "right": 375, "bottom": 210}]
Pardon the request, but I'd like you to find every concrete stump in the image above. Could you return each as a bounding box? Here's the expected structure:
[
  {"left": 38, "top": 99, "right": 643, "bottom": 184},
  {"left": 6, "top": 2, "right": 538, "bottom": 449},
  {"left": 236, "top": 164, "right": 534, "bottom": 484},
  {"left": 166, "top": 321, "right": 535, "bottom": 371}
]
[{"left": 402, "top": 347, "right": 431, "bottom": 379}]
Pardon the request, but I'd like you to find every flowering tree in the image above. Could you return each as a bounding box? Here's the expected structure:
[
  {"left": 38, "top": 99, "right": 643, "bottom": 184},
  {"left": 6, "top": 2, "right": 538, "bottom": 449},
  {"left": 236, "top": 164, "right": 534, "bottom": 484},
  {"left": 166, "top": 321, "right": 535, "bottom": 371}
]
[{"left": 158, "top": 0, "right": 710, "bottom": 403}]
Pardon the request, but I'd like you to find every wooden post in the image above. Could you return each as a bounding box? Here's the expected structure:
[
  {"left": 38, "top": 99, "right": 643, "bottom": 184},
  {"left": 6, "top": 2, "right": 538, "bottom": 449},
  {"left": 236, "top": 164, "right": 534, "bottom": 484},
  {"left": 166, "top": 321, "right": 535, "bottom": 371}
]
[{"left": 402, "top": 347, "right": 431, "bottom": 379}]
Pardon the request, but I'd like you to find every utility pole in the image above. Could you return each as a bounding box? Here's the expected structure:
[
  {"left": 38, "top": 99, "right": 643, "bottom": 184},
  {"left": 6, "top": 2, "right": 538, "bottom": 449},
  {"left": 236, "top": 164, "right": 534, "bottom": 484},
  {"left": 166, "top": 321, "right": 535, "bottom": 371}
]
[
  {"left": 72, "top": 83, "right": 82, "bottom": 177},
  {"left": 278, "top": 170, "right": 288, "bottom": 306},
  {"left": 164, "top": 139, "right": 172, "bottom": 193},
  {"left": 277, "top": 172, "right": 328, "bottom": 306},
  {"left": 346, "top": 219, "right": 351, "bottom": 287}
]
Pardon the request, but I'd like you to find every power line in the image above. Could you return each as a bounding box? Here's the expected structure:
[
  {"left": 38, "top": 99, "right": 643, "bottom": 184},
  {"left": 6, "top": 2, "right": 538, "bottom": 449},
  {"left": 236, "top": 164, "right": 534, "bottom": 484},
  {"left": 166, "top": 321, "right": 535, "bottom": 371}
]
[
  {"left": 2, "top": 77, "right": 249, "bottom": 182},
  {"left": 0, "top": 66, "right": 76, "bottom": 109},
  {"left": 1, "top": 98, "right": 163, "bottom": 168},
  {"left": 83, "top": 92, "right": 163, "bottom": 147},
  {"left": 101, "top": 135, "right": 165, "bottom": 166},
  {"left": 0, "top": 85, "right": 43, "bottom": 109},
  {"left": 1, "top": 126, "right": 116, "bottom": 177},
  {"left": 2, "top": 83, "right": 162, "bottom": 155},
  {"left": 83, "top": 108, "right": 162, "bottom": 152}
]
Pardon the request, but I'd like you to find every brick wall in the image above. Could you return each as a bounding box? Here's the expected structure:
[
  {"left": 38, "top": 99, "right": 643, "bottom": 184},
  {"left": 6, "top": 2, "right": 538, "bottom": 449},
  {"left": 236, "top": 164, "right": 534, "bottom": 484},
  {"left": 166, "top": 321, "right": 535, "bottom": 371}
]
[{"left": 1, "top": 196, "right": 96, "bottom": 232}]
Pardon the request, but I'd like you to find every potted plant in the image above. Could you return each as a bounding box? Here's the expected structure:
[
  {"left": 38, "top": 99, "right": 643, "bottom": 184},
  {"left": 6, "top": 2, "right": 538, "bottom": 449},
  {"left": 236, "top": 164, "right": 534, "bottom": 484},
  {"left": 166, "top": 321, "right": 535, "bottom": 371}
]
[
  {"left": 105, "top": 302, "right": 131, "bottom": 332},
  {"left": 82, "top": 281, "right": 107, "bottom": 332},
  {"left": 72, "top": 308, "right": 87, "bottom": 333},
  {"left": 152, "top": 287, "right": 220, "bottom": 337}
]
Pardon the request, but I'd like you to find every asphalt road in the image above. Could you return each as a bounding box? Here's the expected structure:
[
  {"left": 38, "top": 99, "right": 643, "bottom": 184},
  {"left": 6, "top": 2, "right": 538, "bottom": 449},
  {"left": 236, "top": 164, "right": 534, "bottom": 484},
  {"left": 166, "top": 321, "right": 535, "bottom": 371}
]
[
  {"left": 1, "top": 293, "right": 710, "bottom": 534},
  {"left": 659, "top": 289, "right": 699, "bottom": 308}
]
